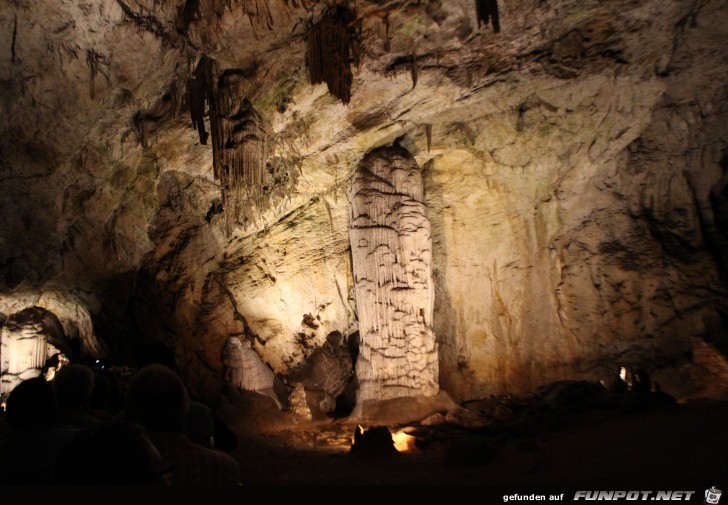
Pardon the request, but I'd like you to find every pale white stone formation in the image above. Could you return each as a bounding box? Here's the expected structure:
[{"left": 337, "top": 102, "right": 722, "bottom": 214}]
[
  {"left": 0, "top": 288, "right": 102, "bottom": 359},
  {"left": 349, "top": 144, "right": 439, "bottom": 402},
  {"left": 287, "top": 383, "right": 312, "bottom": 421},
  {"left": 221, "top": 336, "right": 275, "bottom": 392},
  {"left": 0, "top": 318, "right": 60, "bottom": 396}
]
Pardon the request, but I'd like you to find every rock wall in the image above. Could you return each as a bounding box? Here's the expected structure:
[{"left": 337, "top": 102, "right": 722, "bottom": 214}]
[{"left": 1, "top": 0, "right": 727, "bottom": 403}]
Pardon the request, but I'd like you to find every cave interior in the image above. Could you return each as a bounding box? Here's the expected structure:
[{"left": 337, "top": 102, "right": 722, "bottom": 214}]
[{"left": 1, "top": 0, "right": 728, "bottom": 487}]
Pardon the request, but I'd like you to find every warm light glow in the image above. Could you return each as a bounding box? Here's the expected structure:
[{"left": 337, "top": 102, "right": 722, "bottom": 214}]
[
  {"left": 44, "top": 368, "right": 56, "bottom": 381},
  {"left": 352, "top": 424, "right": 364, "bottom": 444},
  {"left": 43, "top": 353, "right": 68, "bottom": 381},
  {"left": 392, "top": 431, "right": 416, "bottom": 453}
]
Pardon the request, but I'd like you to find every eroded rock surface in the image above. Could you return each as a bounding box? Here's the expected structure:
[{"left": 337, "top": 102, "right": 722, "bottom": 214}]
[{"left": 1, "top": 0, "right": 727, "bottom": 404}]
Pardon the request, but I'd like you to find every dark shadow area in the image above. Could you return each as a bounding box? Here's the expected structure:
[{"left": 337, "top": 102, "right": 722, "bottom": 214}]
[{"left": 226, "top": 383, "right": 728, "bottom": 486}]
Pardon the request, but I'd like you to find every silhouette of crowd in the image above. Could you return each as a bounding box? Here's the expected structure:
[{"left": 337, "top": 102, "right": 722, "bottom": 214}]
[{"left": 0, "top": 343, "right": 241, "bottom": 486}]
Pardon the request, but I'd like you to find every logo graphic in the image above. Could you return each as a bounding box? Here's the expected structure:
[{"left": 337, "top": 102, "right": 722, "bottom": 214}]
[{"left": 706, "top": 486, "right": 722, "bottom": 505}]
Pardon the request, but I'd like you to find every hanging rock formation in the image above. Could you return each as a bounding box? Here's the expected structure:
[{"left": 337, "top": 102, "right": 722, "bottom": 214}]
[
  {"left": 349, "top": 143, "right": 439, "bottom": 404},
  {"left": 307, "top": 4, "right": 357, "bottom": 104},
  {"left": 213, "top": 70, "right": 268, "bottom": 232}
]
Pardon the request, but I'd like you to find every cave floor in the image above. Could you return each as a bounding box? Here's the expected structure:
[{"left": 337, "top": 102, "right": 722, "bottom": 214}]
[{"left": 228, "top": 400, "right": 728, "bottom": 487}]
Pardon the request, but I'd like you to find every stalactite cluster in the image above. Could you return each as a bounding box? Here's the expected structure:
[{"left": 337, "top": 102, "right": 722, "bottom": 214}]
[
  {"left": 133, "top": 81, "right": 184, "bottom": 147},
  {"left": 475, "top": 0, "right": 500, "bottom": 33},
  {"left": 306, "top": 4, "right": 356, "bottom": 104},
  {"left": 187, "top": 57, "right": 269, "bottom": 234},
  {"left": 178, "top": 0, "right": 275, "bottom": 36},
  {"left": 215, "top": 71, "right": 268, "bottom": 232}
]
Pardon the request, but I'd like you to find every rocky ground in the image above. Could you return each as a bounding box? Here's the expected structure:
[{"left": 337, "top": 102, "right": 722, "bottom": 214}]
[{"left": 224, "top": 374, "right": 728, "bottom": 487}]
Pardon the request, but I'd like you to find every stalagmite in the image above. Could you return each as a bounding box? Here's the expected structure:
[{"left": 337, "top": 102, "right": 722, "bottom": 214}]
[
  {"left": 349, "top": 143, "right": 439, "bottom": 403},
  {"left": 221, "top": 336, "right": 275, "bottom": 391}
]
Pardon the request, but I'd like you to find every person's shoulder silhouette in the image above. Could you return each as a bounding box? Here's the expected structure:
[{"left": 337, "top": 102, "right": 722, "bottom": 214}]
[{"left": 124, "top": 364, "right": 241, "bottom": 485}]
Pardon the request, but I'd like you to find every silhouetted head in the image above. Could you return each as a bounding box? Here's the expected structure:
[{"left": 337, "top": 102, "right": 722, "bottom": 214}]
[
  {"left": 53, "top": 420, "right": 167, "bottom": 485},
  {"left": 53, "top": 363, "right": 95, "bottom": 410},
  {"left": 124, "top": 364, "right": 189, "bottom": 433},
  {"left": 5, "top": 377, "right": 56, "bottom": 427}
]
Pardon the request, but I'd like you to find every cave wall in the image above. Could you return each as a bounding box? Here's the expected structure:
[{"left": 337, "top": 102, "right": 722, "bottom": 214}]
[{"left": 1, "top": 0, "right": 727, "bottom": 402}]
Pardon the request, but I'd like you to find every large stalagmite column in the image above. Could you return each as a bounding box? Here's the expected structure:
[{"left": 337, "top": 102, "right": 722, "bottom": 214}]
[{"left": 349, "top": 143, "right": 439, "bottom": 403}]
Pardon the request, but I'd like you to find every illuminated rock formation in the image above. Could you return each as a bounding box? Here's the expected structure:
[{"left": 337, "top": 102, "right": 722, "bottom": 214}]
[
  {"left": 221, "top": 336, "right": 275, "bottom": 392},
  {"left": 1, "top": 0, "right": 727, "bottom": 406},
  {"left": 0, "top": 308, "right": 61, "bottom": 396},
  {"left": 349, "top": 143, "right": 439, "bottom": 403}
]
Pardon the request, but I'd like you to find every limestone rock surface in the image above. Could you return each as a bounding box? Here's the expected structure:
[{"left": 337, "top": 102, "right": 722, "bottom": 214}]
[{"left": 0, "top": 0, "right": 727, "bottom": 403}]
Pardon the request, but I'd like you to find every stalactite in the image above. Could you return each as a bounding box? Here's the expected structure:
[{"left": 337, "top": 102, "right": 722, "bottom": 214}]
[
  {"left": 132, "top": 111, "right": 148, "bottom": 147},
  {"left": 410, "top": 52, "right": 418, "bottom": 89},
  {"left": 168, "top": 81, "right": 182, "bottom": 119},
  {"left": 184, "top": 0, "right": 274, "bottom": 34},
  {"left": 186, "top": 55, "right": 272, "bottom": 233},
  {"left": 424, "top": 123, "right": 432, "bottom": 153},
  {"left": 187, "top": 55, "right": 216, "bottom": 145},
  {"left": 517, "top": 102, "right": 527, "bottom": 133},
  {"left": 86, "top": 50, "right": 110, "bottom": 99},
  {"left": 383, "top": 13, "right": 390, "bottom": 53},
  {"left": 214, "top": 70, "right": 268, "bottom": 233},
  {"left": 306, "top": 4, "right": 356, "bottom": 104},
  {"left": 11, "top": 14, "right": 17, "bottom": 63},
  {"left": 475, "top": 0, "right": 500, "bottom": 33},
  {"left": 178, "top": 0, "right": 200, "bottom": 34},
  {"left": 351, "top": 18, "right": 363, "bottom": 68},
  {"left": 210, "top": 0, "right": 232, "bottom": 18}
]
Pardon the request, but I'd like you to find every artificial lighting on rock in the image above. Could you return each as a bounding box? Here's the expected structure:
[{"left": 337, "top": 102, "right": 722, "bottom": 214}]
[
  {"left": 392, "top": 431, "right": 416, "bottom": 453},
  {"left": 352, "top": 424, "right": 364, "bottom": 445}
]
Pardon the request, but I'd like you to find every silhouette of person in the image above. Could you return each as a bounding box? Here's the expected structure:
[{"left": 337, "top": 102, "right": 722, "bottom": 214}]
[
  {"left": 139, "top": 342, "right": 215, "bottom": 447},
  {"left": 0, "top": 377, "right": 79, "bottom": 484},
  {"left": 53, "top": 363, "right": 100, "bottom": 429},
  {"left": 52, "top": 419, "right": 168, "bottom": 485},
  {"left": 137, "top": 341, "right": 234, "bottom": 449},
  {"left": 123, "top": 364, "right": 241, "bottom": 485}
]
